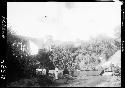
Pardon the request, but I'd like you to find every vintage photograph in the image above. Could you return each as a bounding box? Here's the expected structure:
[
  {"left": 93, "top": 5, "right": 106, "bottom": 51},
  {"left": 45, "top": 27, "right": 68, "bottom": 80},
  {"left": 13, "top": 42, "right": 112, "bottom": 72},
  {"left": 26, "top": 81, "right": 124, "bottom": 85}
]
[{"left": 7, "top": 2, "right": 121, "bottom": 87}]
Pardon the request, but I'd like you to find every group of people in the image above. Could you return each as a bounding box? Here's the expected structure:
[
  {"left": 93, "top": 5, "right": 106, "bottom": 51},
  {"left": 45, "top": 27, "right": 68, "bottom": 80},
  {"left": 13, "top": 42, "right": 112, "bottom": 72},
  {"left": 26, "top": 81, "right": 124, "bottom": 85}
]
[
  {"left": 36, "top": 65, "right": 70, "bottom": 83},
  {"left": 54, "top": 65, "right": 69, "bottom": 79}
]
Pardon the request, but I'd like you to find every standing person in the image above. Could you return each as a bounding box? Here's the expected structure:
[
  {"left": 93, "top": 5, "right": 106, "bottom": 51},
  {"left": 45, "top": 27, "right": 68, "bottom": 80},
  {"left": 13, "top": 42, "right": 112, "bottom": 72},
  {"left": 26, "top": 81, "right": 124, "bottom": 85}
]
[
  {"left": 42, "top": 67, "right": 46, "bottom": 75},
  {"left": 55, "top": 65, "right": 59, "bottom": 80},
  {"left": 100, "top": 69, "right": 105, "bottom": 76},
  {"left": 63, "top": 66, "right": 69, "bottom": 84},
  {"left": 46, "top": 67, "right": 49, "bottom": 76}
]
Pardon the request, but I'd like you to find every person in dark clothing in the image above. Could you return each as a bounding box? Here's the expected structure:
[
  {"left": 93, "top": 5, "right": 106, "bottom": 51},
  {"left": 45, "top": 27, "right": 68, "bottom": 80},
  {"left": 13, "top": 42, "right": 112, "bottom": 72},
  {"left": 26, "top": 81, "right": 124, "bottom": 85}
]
[
  {"left": 63, "top": 68, "right": 69, "bottom": 75},
  {"left": 100, "top": 69, "right": 105, "bottom": 76},
  {"left": 100, "top": 70, "right": 105, "bottom": 76},
  {"left": 46, "top": 67, "right": 49, "bottom": 76},
  {"left": 63, "top": 66, "right": 69, "bottom": 84}
]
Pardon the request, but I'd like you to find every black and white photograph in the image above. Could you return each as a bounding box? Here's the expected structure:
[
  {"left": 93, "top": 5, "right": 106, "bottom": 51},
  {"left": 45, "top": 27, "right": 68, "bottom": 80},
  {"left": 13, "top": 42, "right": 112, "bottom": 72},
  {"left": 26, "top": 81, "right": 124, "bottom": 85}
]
[{"left": 6, "top": 2, "right": 121, "bottom": 87}]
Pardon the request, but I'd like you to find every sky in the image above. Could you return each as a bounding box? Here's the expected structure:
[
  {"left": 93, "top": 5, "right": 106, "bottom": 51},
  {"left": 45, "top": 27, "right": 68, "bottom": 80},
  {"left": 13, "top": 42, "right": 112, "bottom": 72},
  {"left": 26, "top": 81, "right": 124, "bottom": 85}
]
[{"left": 7, "top": 2, "right": 121, "bottom": 42}]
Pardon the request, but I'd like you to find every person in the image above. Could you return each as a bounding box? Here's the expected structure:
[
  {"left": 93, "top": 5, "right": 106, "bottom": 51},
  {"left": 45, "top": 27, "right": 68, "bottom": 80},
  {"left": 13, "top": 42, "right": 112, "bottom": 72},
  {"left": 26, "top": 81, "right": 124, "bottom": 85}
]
[
  {"left": 42, "top": 68, "right": 46, "bottom": 75},
  {"left": 100, "top": 69, "right": 105, "bottom": 76},
  {"left": 46, "top": 67, "right": 49, "bottom": 76},
  {"left": 54, "top": 65, "right": 59, "bottom": 80},
  {"left": 63, "top": 66, "right": 69, "bottom": 84}
]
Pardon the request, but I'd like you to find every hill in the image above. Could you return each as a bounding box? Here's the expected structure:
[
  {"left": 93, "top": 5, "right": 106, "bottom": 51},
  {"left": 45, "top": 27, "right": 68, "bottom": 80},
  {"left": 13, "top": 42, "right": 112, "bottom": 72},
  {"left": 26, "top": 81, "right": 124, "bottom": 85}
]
[{"left": 97, "top": 50, "right": 121, "bottom": 68}]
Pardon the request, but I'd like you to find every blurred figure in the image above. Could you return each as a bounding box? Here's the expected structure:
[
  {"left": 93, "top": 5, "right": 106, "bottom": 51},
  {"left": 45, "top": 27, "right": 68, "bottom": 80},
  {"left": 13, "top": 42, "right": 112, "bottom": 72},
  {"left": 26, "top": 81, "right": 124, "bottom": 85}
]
[
  {"left": 54, "top": 65, "right": 59, "bottom": 79},
  {"left": 99, "top": 69, "right": 105, "bottom": 76},
  {"left": 42, "top": 68, "right": 46, "bottom": 75},
  {"left": 63, "top": 66, "right": 69, "bottom": 84},
  {"left": 46, "top": 67, "right": 49, "bottom": 76}
]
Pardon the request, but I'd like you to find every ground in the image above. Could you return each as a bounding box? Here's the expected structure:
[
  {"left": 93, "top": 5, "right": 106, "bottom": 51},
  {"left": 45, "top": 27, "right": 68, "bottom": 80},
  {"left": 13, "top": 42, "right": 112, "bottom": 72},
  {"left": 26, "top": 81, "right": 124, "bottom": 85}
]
[
  {"left": 8, "top": 70, "right": 121, "bottom": 87},
  {"left": 55, "top": 71, "right": 121, "bottom": 87}
]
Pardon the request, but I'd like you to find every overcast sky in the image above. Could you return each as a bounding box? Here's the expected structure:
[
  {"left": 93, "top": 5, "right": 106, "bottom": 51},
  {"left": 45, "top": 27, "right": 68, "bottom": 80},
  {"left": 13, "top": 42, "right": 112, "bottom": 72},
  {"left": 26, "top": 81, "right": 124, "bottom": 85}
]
[{"left": 7, "top": 2, "right": 121, "bottom": 42}]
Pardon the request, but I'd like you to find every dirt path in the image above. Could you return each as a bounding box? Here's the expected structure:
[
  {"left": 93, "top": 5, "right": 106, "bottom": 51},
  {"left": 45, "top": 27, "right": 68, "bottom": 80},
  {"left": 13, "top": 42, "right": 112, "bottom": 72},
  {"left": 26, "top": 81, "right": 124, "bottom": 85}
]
[
  {"left": 8, "top": 75, "right": 120, "bottom": 87},
  {"left": 82, "top": 76, "right": 110, "bottom": 87},
  {"left": 56, "top": 75, "right": 110, "bottom": 87}
]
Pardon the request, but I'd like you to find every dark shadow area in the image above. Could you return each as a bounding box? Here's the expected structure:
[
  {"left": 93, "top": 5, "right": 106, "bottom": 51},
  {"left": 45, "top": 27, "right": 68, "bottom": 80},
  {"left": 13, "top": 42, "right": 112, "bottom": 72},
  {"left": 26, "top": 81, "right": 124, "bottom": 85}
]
[{"left": 6, "top": 43, "right": 28, "bottom": 85}]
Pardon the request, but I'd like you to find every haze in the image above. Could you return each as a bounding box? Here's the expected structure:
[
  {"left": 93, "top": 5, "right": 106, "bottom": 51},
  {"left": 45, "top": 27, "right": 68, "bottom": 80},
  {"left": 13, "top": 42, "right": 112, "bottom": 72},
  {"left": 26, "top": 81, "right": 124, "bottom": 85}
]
[{"left": 7, "top": 2, "right": 121, "bottom": 42}]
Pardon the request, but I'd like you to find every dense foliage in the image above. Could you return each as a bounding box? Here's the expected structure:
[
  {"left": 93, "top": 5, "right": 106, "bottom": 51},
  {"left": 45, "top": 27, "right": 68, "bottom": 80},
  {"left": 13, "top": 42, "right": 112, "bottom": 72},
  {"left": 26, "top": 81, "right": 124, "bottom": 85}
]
[{"left": 49, "top": 37, "right": 121, "bottom": 72}]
